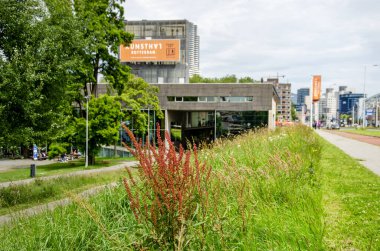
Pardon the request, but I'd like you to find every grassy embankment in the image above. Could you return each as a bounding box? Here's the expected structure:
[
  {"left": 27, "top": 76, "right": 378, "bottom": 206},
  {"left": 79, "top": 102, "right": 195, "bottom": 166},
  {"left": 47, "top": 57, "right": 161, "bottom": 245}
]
[
  {"left": 0, "top": 169, "right": 129, "bottom": 216},
  {"left": 340, "top": 128, "right": 380, "bottom": 137},
  {"left": 0, "top": 125, "right": 379, "bottom": 250},
  {"left": 0, "top": 157, "right": 135, "bottom": 182}
]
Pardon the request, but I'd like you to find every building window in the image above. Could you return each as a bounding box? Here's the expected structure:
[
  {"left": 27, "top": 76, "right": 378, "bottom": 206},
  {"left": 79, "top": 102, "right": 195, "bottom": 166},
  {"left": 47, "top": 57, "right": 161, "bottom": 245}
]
[{"left": 183, "top": 96, "right": 197, "bottom": 102}]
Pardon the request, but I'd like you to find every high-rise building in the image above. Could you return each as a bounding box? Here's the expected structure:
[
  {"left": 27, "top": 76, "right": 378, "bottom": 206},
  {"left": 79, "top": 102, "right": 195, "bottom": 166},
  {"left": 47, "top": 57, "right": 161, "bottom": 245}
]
[
  {"left": 268, "top": 78, "right": 292, "bottom": 121},
  {"left": 339, "top": 93, "right": 364, "bottom": 115},
  {"left": 320, "top": 88, "right": 338, "bottom": 122},
  {"left": 121, "top": 19, "right": 200, "bottom": 83},
  {"left": 297, "top": 88, "right": 310, "bottom": 106}
]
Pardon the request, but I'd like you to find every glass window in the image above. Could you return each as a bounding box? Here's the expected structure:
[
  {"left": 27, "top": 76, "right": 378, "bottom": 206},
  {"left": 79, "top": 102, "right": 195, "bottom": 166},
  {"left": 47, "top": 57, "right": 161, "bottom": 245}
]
[
  {"left": 206, "top": 96, "right": 217, "bottom": 102},
  {"left": 184, "top": 97, "right": 197, "bottom": 102},
  {"left": 175, "top": 97, "right": 183, "bottom": 102},
  {"left": 167, "top": 96, "right": 175, "bottom": 101}
]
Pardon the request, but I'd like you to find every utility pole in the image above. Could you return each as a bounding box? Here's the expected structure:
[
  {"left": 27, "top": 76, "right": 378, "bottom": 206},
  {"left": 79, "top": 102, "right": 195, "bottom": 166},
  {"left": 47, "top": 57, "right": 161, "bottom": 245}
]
[{"left": 85, "top": 95, "right": 90, "bottom": 168}]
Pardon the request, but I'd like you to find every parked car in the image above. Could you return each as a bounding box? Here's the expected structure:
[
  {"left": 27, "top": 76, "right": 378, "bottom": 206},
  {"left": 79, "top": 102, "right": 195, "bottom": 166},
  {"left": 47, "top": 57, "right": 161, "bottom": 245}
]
[
  {"left": 331, "top": 123, "right": 340, "bottom": 129},
  {"left": 327, "top": 122, "right": 340, "bottom": 130}
]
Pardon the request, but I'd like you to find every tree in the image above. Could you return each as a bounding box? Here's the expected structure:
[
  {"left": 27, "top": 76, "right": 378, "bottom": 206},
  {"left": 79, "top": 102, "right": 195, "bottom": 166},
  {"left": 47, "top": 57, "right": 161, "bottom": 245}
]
[
  {"left": 190, "top": 74, "right": 244, "bottom": 83},
  {"left": 291, "top": 103, "right": 298, "bottom": 121},
  {"left": 75, "top": 95, "right": 123, "bottom": 165},
  {"left": 0, "top": 0, "right": 82, "bottom": 148},
  {"left": 72, "top": 76, "right": 162, "bottom": 165},
  {"left": 71, "top": 0, "right": 134, "bottom": 97},
  {"left": 239, "top": 76, "right": 255, "bottom": 83},
  {"left": 120, "top": 75, "right": 163, "bottom": 134}
]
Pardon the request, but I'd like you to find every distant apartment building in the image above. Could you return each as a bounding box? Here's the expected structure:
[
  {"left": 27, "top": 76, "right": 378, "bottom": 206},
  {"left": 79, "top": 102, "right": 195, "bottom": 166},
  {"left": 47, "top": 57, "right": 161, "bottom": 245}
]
[
  {"left": 268, "top": 78, "right": 292, "bottom": 121},
  {"left": 120, "top": 19, "right": 200, "bottom": 83},
  {"left": 320, "top": 88, "right": 338, "bottom": 122}
]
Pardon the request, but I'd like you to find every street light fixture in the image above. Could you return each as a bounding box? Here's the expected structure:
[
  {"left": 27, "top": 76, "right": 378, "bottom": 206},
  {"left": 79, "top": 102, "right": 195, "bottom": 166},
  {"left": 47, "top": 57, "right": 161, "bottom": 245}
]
[
  {"left": 85, "top": 95, "right": 90, "bottom": 168},
  {"left": 362, "top": 64, "right": 378, "bottom": 128}
]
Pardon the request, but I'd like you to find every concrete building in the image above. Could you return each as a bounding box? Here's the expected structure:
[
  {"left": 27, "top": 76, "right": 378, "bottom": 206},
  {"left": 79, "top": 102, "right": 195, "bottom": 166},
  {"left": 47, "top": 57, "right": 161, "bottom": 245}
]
[
  {"left": 100, "top": 83, "right": 279, "bottom": 147},
  {"left": 320, "top": 88, "right": 338, "bottom": 124},
  {"left": 121, "top": 19, "right": 200, "bottom": 84},
  {"left": 297, "top": 88, "right": 309, "bottom": 106},
  {"left": 268, "top": 78, "right": 292, "bottom": 121},
  {"left": 154, "top": 83, "right": 279, "bottom": 146}
]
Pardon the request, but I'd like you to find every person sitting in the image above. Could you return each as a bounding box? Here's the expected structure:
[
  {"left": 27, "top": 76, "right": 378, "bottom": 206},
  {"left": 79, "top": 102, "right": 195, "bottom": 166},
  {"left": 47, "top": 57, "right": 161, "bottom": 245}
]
[{"left": 61, "top": 153, "right": 67, "bottom": 162}]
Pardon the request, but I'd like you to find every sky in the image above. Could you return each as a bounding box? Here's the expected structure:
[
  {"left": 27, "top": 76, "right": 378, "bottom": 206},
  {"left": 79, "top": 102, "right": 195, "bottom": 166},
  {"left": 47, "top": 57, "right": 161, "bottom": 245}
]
[{"left": 122, "top": 0, "right": 380, "bottom": 97}]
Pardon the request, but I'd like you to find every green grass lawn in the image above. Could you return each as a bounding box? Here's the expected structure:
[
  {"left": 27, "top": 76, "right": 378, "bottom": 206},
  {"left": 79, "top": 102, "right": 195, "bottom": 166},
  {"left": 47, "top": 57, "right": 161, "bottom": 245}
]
[
  {"left": 340, "top": 128, "right": 380, "bottom": 137},
  {"left": 320, "top": 138, "right": 380, "bottom": 250},
  {"left": 0, "top": 169, "right": 129, "bottom": 216},
  {"left": 0, "top": 157, "right": 135, "bottom": 182}
]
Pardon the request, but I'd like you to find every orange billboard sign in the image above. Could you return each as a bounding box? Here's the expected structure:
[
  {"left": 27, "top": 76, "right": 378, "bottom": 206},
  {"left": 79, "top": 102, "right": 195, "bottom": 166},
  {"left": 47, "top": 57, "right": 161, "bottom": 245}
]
[
  {"left": 120, "top": 39, "right": 180, "bottom": 62},
  {"left": 312, "top": 75, "right": 322, "bottom": 102}
]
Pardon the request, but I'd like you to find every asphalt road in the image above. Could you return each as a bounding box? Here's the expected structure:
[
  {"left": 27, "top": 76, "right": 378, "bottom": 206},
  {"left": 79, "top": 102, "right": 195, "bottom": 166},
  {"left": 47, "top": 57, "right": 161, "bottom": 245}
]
[{"left": 317, "top": 130, "right": 380, "bottom": 176}]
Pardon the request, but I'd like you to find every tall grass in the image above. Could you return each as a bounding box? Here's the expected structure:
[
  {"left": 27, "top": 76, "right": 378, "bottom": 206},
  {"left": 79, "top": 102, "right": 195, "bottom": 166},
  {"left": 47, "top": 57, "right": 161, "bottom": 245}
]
[
  {"left": 0, "top": 125, "right": 323, "bottom": 250},
  {"left": 0, "top": 170, "right": 126, "bottom": 215}
]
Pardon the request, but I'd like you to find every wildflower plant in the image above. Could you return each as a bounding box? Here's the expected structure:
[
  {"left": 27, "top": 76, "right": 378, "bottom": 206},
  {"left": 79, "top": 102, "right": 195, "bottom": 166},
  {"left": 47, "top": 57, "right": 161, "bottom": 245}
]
[{"left": 122, "top": 123, "right": 211, "bottom": 248}]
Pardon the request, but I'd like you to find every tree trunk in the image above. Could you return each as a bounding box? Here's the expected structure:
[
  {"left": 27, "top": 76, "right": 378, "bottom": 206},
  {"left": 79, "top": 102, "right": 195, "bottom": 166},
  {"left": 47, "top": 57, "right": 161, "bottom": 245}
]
[{"left": 89, "top": 153, "right": 96, "bottom": 165}]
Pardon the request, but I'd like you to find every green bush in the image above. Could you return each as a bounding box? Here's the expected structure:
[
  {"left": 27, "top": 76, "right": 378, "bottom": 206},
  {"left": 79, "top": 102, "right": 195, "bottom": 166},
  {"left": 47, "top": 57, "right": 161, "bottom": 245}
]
[{"left": 48, "top": 143, "right": 68, "bottom": 160}]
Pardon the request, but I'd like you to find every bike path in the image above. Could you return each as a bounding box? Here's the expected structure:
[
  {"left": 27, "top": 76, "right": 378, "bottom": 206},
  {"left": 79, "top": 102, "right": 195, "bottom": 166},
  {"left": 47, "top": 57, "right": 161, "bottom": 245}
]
[
  {"left": 316, "top": 130, "right": 380, "bottom": 176},
  {"left": 0, "top": 161, "right": 138, "bottom": 188}
]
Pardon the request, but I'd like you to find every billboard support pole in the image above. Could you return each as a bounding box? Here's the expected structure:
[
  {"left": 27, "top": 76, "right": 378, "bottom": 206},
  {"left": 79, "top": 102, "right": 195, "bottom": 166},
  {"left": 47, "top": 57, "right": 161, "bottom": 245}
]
[{"left": 310, "top": 76, "right": 313, "bottom": 128}]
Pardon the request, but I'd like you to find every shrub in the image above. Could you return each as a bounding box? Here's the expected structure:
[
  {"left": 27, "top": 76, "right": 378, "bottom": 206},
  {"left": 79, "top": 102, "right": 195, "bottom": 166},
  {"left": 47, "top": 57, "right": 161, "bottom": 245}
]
[{"left": 122, "top": 123, "right": 211, "bottom": 249}]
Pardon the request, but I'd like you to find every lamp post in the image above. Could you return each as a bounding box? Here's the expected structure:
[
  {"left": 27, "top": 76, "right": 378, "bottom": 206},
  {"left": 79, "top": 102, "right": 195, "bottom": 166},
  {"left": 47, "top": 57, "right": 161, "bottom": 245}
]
[
  {"left": 85, "top": 95, "right": 90, "bottom": 168},
  {"left": 363, "top": 64, "right": 378, "bottom": 128}
]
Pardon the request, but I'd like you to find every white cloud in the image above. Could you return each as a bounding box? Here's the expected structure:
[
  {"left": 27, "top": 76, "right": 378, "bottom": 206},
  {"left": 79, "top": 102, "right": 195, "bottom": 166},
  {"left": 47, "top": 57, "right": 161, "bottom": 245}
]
[{"left": 123, "top": 0, "right": 380, "bottom": 96}]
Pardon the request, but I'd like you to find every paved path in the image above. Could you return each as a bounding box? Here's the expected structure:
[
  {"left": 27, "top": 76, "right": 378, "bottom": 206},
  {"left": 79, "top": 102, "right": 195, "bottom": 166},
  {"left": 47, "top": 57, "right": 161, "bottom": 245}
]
[
  {"left": 317, "top": 130, "right": 380, "bottom": 176},
  {"left": 0, "top": 161, "right": 138, "bottom": 188},
  {"left": 0, "top": 159, "right": 57, "bottom": 172},
  {"left": 0, "top": 182, "right": 119, "bottom": 226},
  {"left": 326, "top": 130, "right": 380, "bottom": 146}
]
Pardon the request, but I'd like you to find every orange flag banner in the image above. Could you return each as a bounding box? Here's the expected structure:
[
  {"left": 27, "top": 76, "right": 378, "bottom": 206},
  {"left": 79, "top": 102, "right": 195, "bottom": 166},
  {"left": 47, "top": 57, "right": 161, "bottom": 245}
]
[{"left": 312, "top": 75, "right": 322, "bottom": 102}]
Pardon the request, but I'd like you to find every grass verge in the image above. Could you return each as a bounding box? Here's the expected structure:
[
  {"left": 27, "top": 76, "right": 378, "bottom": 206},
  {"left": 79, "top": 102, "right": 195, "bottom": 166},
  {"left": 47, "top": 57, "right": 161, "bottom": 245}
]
[
  {"left": 340, "top": 128, "right": 380, "bottom": 137},
  {"left": 0, "top": 169, "right": 129, "bottom": 216},
  {"left": 320, "top": 138, "right": 380, "bottom": 250},
  {"left": 0, "top": 157, "right": 135, "bottom": 183}
]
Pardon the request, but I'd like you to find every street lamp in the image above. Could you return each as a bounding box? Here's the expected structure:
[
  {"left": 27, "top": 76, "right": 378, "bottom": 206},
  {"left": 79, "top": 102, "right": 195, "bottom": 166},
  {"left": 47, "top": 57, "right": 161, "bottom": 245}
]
[
  {"left": 363, "top": 64, "right": 378, "bottom": 128},
  {"left": 85, "top": 95, "right": 90, "bottom": 168}
]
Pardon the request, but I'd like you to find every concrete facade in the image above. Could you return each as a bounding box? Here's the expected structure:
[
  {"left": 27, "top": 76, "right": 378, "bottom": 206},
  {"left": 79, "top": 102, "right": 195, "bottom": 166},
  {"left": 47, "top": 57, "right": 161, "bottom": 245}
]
[
  {"left": 123, "top": 19, "right": 200, "bottom": 83},
  {"left": 154, "top": 83, "right": 276, "bottom": 112}
]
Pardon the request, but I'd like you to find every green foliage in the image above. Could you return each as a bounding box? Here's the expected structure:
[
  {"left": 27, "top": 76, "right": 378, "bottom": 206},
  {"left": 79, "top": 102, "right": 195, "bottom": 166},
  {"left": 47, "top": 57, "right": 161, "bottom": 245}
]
[
  {"left": 238, "top": 76, "right": 255, "bottom": 83},
  {"left": 74, "top": 95, "right": 123, "bottom": 165},
  {"left": 0, "top": 0, "right": 137, "bottom": 150},
  {"left": 291, "top": 103, "right": 298, "bottom": 121},
  {"left": 120, "top": 75, "right": 163, "bottom": 135},
  {"left": 190, "top": 74, "right": 257, "bottom": 83},
  {"left": 48, "top": 143, "right": 68, "bottom": 159},
  {"left": 0, "top": 0, "right": 80, "bottom": 146},
  {"left": 71, "top": 0, "right": 133, "bottom": 96}
]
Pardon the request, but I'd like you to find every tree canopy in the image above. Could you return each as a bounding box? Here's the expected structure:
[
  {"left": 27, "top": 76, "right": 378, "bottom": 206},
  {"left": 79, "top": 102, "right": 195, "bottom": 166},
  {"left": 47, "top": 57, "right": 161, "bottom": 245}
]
[
  {"left": 190, "top": 74, "right": 258, "bottom": 83},
  {"left": 0, "top": 0, "right": 162, "bottom": 164}
]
